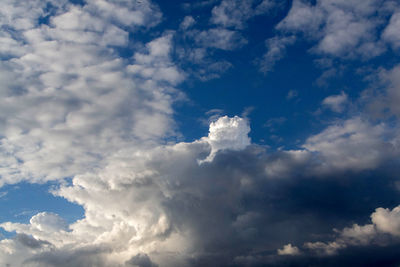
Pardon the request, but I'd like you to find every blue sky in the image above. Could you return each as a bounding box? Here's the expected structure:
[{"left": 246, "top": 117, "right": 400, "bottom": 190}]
[{"left": 1, "top": 0, "right": 400, "bottom": 266}]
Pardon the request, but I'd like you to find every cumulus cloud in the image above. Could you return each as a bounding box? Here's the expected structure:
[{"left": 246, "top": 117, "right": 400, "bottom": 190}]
[
  {"left": 303, "top": 117, "right": 396, "bottom": 173},
  {"left": 201, "top": 116, "right": 251, "bottom": 162},
  {"left": 0, "top": 0, "right": 180, "bottom": 186},
  {"left": 1, "top": 111, "right": 399, "bottom": 266},
  {"left": 277, "top": 243, "right": 301, "bottom": 255},
  {"left": 322, "top": 91, "right": 348, "bottom": 112},
  {"left": 303, "top": 205, "right": 400, "bottom": 255},
  {"left": 262, "top": 0, "right": 400, "bottom": 70}
]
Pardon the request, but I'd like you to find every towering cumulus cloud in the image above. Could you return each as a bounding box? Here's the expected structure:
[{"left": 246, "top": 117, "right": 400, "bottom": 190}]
[
  {"left": 0, "top": 115, "right": 254, "bottom": 266},
  {"left": 201, "top": 115, "right": 250, "bottom": 162}
]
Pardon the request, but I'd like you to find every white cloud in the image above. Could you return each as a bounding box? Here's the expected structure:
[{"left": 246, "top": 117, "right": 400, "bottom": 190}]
[
  {"left": 29, "top": 212, "right": 69, "bottom": 233},
  {"left": 322, "top": 91, "right": 348, "bottom": 112},
  {"left": 0, "top": 1, "right": 181, "bottom": 186},
  {"left": 371, "top": 206, "right": 400, "bottom": 236},
  {"left": 210, "top": 0, "right": 274, "bottom": 29},
  {"left": 201, "top": 116, "right": 251, "bottom": 162},
  {"left": 303, "top": 117, "right": 395, "bottom": 173},
  {"left": 303, "top": 205, "right": 400, "bottom": 255},
  {"left": 265, "top": 115, "right": 399, "bottom": 178},
  {"left": 276, "top": 0, "right": 392, "bottom": 58},
  {"left": 277, "top": 243, "right": 301, "bottom": 255},
  {"left": 0, "top": 116, "right": 253, "bottom": 266}
]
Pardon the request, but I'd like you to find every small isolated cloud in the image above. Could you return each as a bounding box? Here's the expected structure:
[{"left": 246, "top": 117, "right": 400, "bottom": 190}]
[
  {"left": 0, "top": 191, "right": 7, "bottom": 198},
  {"left": 180, "top": 15, "right": 195, "bottom": 30},
  {"left": 264, "top": 117, "right": 287, "bottom": 132},
  {"left": 286, "top": 89, "right": 298, "bottom": 100},
  {"left": 322, "top": 91, "right": 348, "bottom": 112},
  {"left": 277, "top": 243, "right": 301, "bottom": 255}
]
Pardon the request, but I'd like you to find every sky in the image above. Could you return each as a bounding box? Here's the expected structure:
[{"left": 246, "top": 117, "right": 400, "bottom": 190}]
[{"left": 0, "top": 0, "right": 400, "bottom": 266}]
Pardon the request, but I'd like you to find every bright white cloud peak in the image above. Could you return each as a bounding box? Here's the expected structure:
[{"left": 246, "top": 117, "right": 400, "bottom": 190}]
[{"left": 202, "top": 115, "right": 251, "bottom": 162}]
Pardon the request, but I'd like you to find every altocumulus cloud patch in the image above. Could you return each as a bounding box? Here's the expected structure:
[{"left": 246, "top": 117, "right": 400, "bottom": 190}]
[{"left": 1, "top": 0, "right": 400, "bottom": 266}]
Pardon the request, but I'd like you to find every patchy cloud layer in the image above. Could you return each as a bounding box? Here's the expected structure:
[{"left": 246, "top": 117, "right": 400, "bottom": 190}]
[{"left": 0, "top": 0, "right": 179, "bottom": 186}]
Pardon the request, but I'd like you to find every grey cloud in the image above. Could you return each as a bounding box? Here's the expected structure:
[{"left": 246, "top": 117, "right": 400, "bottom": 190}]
[
  {"left": 15, "top": 234, "right": 52, "bottom": 249},
  {"left": 126, "top": 253, "right": 158, "bottom": 267},
  {"left": 2, "top": 140, "right": 400, "bottom": 266},
  {"left": 24, "top": 246, "right": 115, "bottom": 267},
  {"left": 382, "top": 12, "right": 400, "bottom": 49},
  {"left": 179, "top": 16, "right": 195, "bottom": 30},
  {"left": 363, "top": 64, "right": 400, "bottom": 119}
]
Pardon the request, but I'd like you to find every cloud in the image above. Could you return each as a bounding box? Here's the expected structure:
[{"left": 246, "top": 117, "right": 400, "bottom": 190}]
[
  {"left": 274, "top": 0, "right": 397, "bottom": 60},
  {"left": 210, "top": 0, "right": 275, "bottom": 30},
  {"left": 15, "top": 233, "right": 52, "bottom": 249},
  {"left": 382, "top": 11, "right": 400, "bottom": 49},
  {"left": 29, "top": 212, "right": 69, "bottom": 233},
  {"left": 322, "top": 91, "right": 348, "bottom": 112},
  {"left": 179, "top": 16, "right": 195, "bottom": 30},
  {"left": 1, "top": 2, "right": 400, "bottom": 266},
  {"left": 303, "top": 205, "right": 400, "bottom": 255},
  {"left": 178, "top": 0, "right": 278, "bottom": 80},
  {"left": 0, "top": 0, "right": 181, "bottom": 186},
  {"left": 286, "top": 89, "right": 298, "bottom": 100},
  {"left": 201, "top": 116, "right": 251, "bottom": 162},
  {"left": 1, "top": 110, "right": 399, "bottom": 266},
  {"left": 192, "top": 28, "right": 248, "bottom": 50},
  {"left": 126, "top": 253, "right": 159, "bottom": 267},
  {"left": 277, "top": 243, "right": 301, "bottom": 255},
  {"left": 303, "top": 117, "right": 396, "bottom": 173},
  {"left": 260, "top": 35, "right": 296, "bottom": 73}
]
